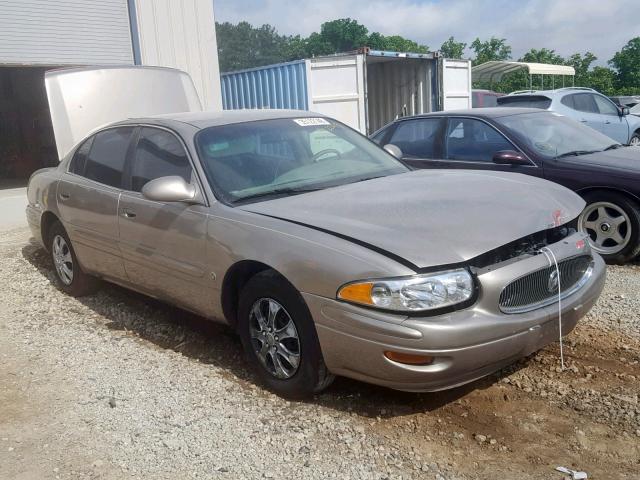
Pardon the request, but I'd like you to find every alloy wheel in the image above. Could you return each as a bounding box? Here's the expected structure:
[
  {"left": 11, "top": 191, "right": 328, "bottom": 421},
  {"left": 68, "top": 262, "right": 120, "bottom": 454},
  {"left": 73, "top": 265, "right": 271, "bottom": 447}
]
[
  {"left": 578, "top": 201, "right": 631, "bottom": 255},
  {"left": 630, "top": 136, "right": 640, "bottom": 147},
  {"left": 248, "top": 298, "right": 301, "bottom": 379},
  {"left": 52, "top": 234, "right": 74, "bottom": 285}
]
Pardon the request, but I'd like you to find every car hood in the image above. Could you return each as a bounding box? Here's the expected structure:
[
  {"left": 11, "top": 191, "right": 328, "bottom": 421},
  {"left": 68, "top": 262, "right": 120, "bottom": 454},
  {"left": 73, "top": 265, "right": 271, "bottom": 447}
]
[
  {"left": 240, "top": 170, "right": 585, "bottom": 269},
  {"left": 564, "top": 147, "right": 640, "bottom": 173}
]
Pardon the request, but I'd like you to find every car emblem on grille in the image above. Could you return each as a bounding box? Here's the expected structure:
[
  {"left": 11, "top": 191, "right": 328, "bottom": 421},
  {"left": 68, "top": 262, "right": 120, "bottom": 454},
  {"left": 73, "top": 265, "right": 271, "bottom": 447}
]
[{"left": 548, "top": 270, "right": 560, "bottom": 293}]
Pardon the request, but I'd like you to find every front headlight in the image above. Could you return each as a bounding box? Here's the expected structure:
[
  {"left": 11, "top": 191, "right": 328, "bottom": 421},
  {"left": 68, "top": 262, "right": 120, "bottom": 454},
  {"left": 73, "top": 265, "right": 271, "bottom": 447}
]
[{"left": 337, "top": 268, "right": 474, "bottom": 313}]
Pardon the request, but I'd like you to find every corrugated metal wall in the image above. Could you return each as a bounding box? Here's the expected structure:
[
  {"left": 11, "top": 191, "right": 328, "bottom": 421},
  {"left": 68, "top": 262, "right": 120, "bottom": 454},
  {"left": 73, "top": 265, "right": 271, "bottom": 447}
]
[
  {"left": 133, "top": 0, "right": 222, "bottom": 110},
  {"left": 366, "top": 58, "right": 435, "bottom": 133},
  {"left": 0, "top": 0, "right": 134, "bottom": 65},
  {"left": 221, "top": 60, "right": 308, "bottom": 110}
]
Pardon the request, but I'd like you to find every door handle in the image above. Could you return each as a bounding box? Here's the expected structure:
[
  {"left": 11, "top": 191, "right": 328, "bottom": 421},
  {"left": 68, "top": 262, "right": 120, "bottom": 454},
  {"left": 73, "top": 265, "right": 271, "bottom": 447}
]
[
  {"left": 605, "top": 120, "right": 611, "bottom": 124},
  {"left": 580, "top": 119, "right": 588, "bottom": 123},
  {"left": 59, "top": 192, "right": 70, "bottom": 200},
  {"left": 121, "top": 209, "right": 136, "bottom": 218}
]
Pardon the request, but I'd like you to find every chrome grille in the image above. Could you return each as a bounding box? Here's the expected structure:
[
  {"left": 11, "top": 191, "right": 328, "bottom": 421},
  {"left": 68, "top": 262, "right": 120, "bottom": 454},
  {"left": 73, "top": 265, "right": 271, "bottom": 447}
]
[{"left": 499, "top": 255, "right": 593, "bottom": 313}]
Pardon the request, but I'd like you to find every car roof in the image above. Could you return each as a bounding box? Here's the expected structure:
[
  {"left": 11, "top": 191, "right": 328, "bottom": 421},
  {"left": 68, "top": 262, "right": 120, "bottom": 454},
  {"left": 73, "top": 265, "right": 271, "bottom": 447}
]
[
  {"left": 124, "top": 109, "right": 321, "bottom": 129},
  {"left": 405, "top": 107, "right": 545, "bottom": 119}
]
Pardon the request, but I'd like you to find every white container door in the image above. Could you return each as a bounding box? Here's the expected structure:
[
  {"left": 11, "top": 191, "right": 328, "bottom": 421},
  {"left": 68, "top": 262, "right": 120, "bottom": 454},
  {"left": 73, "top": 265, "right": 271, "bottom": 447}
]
[
  {"left": 441, "top": 59, "right": 472, "bottom": 110},
  {"left": 306, "top": 55, "right": 367, "bottom": 134}
]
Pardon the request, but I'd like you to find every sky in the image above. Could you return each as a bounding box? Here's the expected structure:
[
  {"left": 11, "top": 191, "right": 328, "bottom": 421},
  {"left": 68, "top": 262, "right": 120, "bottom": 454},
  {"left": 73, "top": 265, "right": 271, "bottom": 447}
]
[{"left": 213, "top": 0, "right": 639, "bottom": 64}]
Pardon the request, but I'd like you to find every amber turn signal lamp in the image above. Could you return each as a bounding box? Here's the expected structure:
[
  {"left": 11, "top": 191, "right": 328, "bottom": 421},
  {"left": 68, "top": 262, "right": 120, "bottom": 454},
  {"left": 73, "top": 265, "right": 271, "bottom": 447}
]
[
  {"left": 338, "top": 282, "right": 374, "bottom": 305},
  {"left": 384, "top": 351, "right": 434, "bottom": 366}
]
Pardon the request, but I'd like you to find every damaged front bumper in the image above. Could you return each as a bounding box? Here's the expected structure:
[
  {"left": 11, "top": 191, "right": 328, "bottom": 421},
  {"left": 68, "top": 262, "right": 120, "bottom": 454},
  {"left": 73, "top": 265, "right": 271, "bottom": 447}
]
[{"left": 305, "top": 232, "right": 606, "bottom": 392}]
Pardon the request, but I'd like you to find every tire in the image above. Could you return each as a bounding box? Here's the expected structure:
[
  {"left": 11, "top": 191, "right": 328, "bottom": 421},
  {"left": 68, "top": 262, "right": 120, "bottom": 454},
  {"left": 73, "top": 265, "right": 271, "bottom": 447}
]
[
  {"left": 578, "top": 191, "right": 640, "bottom": 264},
  {"left": 630, "top": 132, "right": 640, "bottom": 147},
  {"left": 237, "top": 270, "right": 334, "bottom": 398},
  {"left": 48, "top": 221, "right": 99, "bottom": 296}
]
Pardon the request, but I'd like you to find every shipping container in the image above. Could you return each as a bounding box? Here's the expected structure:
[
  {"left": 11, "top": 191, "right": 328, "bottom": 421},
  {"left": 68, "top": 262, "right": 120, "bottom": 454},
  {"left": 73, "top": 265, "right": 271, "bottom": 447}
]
[{"left": 220, "top": 49, "right": 472, "bottom": 134}]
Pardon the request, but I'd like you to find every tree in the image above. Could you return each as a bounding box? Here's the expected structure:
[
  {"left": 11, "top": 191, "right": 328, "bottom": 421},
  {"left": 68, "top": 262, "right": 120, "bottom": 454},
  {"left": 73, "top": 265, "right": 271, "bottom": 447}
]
[
  {"left": 520, "top": 48, "right": 564, "bottom": 64},
  {"left": 470, "top": 37, "right": 511, "bottom": 65},
  {"left": 378, "top": 35, "right": 428, "bottom": 53},
  {"left": 609, "top": 37, "right": 640, "bottom": 92},
  {"left": 216, "top": 21, "right": 289, "bottom": 71},
  {"left": 317, "top": 18, "right": 369, "bottom": 53},
  {"left": 440, "top": 36, "right": 466, "bottom": 59},
  {"left": 588, "top": 66, "right": 617, "bottom": 96},
  {"left": 565, "top": 52, "right": 597, "bottom": 87}
]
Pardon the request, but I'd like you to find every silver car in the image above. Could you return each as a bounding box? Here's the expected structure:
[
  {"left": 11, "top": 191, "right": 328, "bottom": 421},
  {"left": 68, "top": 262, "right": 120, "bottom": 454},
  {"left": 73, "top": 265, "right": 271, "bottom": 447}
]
[{"left": 26, "top": 69, "right": 605, "bottom": 397}]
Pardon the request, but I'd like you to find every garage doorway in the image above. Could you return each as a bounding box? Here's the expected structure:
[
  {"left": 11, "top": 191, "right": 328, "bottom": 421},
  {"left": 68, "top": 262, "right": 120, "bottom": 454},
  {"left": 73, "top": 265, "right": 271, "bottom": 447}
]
[{"left": 0, "top": 66, "right": 59, "bottom": 185}]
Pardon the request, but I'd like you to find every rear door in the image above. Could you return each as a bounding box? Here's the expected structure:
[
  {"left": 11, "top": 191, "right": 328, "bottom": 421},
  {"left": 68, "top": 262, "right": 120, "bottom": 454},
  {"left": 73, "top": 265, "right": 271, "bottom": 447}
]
[
  {"left": 57, "top": 126, "right": 135, "bottom": 280},
  {"left": 560, "top": 93, "right": 603, "bottom": 134},
  {"left": 118, "top": 126, "right": 211, "bottom": 315}
]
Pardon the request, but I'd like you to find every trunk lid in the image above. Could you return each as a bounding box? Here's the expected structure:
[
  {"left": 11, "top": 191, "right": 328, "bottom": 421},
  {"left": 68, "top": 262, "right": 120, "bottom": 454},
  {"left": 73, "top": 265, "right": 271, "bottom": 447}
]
[{"left": 45, "top": 66, "right": 202, "bottom": 159}]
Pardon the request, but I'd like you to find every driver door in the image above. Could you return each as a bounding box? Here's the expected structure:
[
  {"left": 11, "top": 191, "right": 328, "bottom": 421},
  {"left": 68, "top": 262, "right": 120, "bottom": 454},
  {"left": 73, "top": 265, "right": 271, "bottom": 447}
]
[{"left": 118, "top": 126, "right": 212, "bottom": 315}]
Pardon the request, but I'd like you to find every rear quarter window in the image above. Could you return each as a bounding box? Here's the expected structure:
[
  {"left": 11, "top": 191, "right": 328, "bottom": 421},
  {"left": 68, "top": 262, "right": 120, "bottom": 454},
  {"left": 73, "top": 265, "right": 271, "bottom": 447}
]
[{"left": 497, "top": 96, "right": 552, "bottom": 109}]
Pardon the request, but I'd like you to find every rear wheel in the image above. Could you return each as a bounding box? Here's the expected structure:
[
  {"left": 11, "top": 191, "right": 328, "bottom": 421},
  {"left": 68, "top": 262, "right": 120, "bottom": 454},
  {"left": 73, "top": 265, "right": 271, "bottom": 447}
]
[
  {"left": 238, "top": 270, "right": 334, "bottom": 398},
  {"left": 578, "top": 191, "right": 640, "bottom": 264},
  {"left": 48, "top": 222, "right": 99, "bottom": 296}
]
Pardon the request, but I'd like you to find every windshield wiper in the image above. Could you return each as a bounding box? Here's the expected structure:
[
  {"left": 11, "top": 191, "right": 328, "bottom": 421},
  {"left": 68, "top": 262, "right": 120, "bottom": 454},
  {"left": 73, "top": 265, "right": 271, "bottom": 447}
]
[
  {"left": 557, "top": 150, "right": 599, "bottom": 158},
  {"left": 233, "top": 187, "right": 321, "bottom": 204},
  {"left": 603, "top": 143, "right": 623, "bottom": 151}
]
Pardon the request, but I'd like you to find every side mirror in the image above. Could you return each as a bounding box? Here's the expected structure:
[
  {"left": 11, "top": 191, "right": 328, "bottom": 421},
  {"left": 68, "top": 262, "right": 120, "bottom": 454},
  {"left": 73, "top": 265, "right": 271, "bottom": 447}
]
[
  {"left": 141, "top": 176, "right": 198, "bottom": 203},
  {"left": 620, "top": 106, "right": 630, "bottom": 116},
  {"left": 492, "top": 150, "right": 530, "bottom": 166},
  {"left": 383, "top": 144, "right": 403, "bottom": 159}
]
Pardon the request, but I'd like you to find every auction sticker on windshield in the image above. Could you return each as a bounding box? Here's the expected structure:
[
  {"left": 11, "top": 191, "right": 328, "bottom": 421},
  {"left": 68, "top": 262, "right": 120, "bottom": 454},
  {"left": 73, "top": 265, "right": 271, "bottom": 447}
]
[{"left": 293, "top": 118, "right": 331, "bottom": 126}]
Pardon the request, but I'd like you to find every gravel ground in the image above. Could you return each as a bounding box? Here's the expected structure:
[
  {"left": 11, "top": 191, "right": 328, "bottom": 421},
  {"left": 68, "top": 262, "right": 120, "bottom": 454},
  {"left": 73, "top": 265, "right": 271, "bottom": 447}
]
[{"left": 1, "top": 227, "right": 639, "bottom": 480}]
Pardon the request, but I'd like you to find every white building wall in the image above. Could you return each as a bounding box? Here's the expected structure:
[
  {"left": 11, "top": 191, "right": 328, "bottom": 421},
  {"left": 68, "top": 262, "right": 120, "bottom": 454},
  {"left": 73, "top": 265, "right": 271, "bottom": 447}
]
[
  {"left": 0, "top": 0, "right": 134, "bottom": 65},
  {"left": 133, "top": 0, "right": 222, "bottom": 110}
]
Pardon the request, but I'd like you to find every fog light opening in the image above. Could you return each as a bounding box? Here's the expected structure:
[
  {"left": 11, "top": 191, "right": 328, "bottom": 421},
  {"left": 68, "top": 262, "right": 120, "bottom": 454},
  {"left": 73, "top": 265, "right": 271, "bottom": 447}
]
[{"left": 384, "top": 351, "right": 434, "bottom": 366}]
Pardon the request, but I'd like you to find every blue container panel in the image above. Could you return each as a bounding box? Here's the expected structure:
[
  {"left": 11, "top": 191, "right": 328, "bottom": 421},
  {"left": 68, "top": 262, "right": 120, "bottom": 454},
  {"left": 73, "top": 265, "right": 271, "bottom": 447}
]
[{"left": 221, "top": 60, "right": 308, "bottom": 111}]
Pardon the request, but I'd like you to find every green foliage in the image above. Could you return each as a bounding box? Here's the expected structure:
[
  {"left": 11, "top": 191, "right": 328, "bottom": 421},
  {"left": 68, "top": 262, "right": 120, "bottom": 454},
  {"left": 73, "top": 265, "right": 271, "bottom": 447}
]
[
  {"left": 440, "top": 36, "right": 467, "bottom": 59},
  {"left": 216, "top": 19, "right": 427, "bottom": 72},
  {"left": 216, "top": 21, "right": 291, "bottom": 71},
  {"left": 215, "top": 20, "right": 639, "bottom": 95},
  {"left": 470, "top": 37, "right": 512, "bottom": 65},
  {"left": 609, "top": 37, "right": 640, "bottom": 92},
  {"left": 520, "top": 48, "right": 564, "bottom": 64}
]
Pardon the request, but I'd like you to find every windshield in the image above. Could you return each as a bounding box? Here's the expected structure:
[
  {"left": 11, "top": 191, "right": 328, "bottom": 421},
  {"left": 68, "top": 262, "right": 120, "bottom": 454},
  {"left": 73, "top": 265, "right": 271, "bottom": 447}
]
[
  {"left": 498, "top": 112, "right": 618, "bottom": 157},
  {"left": 195, "top": 117, "right": 408, "bottom": 204}
]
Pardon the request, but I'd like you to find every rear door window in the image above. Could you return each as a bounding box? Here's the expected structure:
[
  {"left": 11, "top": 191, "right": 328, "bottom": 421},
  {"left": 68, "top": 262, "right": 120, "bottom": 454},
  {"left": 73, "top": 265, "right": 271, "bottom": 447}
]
[
  {"left": 84, "top": 127, "right": 135, "bottom": 188},
  {"left": 567, "top": 93, "right": 598, "bottom": 113},
  {"left": 387, "top": 118, "right": 442, "bottom": 158},
  {"left": 445, "top": 118, "right": 515, "bottom": 162},
  {"left": 497, "top": 95, "right": 552, "bottom": 109},
  {"left": 129, "top": 127, "right": 193, "bottom": 192},
  {"left": 68, "top": 137, "right": 94, "bottom": 175}
]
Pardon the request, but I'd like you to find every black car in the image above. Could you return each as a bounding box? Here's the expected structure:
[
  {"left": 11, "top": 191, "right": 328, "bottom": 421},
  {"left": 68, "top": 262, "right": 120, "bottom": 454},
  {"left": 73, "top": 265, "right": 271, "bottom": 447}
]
[{"left": 371, "top": 108, "right": 640, "bottom": 263}]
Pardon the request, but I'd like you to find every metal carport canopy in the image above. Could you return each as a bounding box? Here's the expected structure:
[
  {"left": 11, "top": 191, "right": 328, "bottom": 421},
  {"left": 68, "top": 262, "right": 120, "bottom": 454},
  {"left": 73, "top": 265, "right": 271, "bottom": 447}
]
[{"left": 472, "top": 61, "right": 575, "bottom": 83}]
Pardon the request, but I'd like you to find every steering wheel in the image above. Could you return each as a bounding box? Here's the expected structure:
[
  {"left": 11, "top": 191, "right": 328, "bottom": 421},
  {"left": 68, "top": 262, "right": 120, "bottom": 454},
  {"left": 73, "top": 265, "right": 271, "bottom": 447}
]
[{"left": 311, "top": 148, "right": 341, "bottom": 163}]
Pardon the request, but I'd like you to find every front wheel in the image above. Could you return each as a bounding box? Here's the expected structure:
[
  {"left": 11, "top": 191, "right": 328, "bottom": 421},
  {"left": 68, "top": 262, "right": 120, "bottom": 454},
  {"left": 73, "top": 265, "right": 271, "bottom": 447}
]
[
  {"left": 578, "top": 191, "right": 640, "bottom": 264},
  {"left": 629, "top": 133, "right": 640, "bottom": 147},
  {"left": 238, "top": 270, "right": 334, "bottom": 398}
]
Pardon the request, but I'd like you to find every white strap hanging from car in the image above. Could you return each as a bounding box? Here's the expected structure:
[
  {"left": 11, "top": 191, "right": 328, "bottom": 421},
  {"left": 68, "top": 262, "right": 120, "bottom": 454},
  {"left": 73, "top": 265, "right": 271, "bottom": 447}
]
[{"left": 540, "top": 247, "right": 564, "bottom": 370}]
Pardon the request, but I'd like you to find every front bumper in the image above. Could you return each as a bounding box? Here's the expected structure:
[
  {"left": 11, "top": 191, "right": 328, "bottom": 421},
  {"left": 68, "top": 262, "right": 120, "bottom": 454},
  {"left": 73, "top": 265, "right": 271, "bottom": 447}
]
[{"left": 305, "top": 242, "right": 606, "bottom": 392}]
